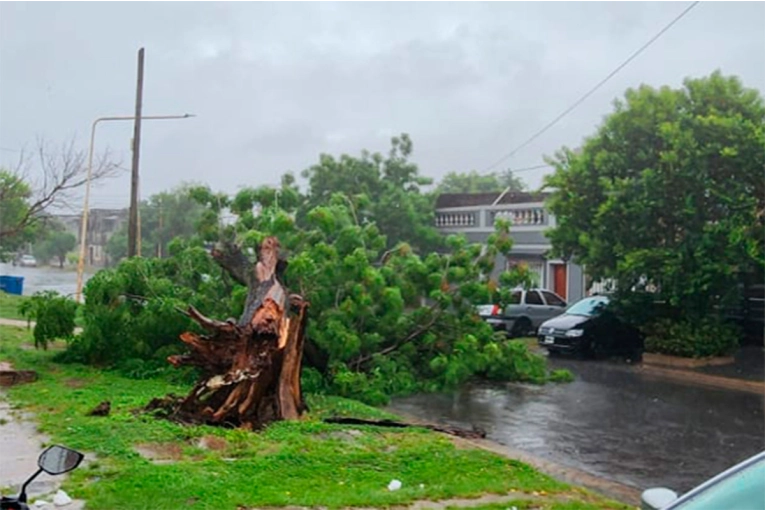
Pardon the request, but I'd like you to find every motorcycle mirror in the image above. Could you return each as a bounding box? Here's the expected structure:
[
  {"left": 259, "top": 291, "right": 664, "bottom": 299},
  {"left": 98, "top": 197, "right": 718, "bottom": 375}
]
[{"left": 37, "top": 445, "right": 84, "bottom": 475}]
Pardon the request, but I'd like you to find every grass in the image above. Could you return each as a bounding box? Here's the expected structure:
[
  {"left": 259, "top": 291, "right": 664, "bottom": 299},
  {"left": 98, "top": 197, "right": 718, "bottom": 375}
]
[
  {"left": 0, "top": 291, "right": 27, "bottom": 321},
  {"left": 0, "top": 290, "right": 84, "bottom": 327},
  {"left": 0, "top": 325, "right": 627, "bottom": 510}
]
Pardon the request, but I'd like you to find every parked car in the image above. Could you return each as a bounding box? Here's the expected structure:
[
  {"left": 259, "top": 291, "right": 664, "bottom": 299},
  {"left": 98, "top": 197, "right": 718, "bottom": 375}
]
[
  {"left": 18, "top": 255, "right": 37, "bottom": 267},
  {"left": 477, "top": 288, "right": 568, "bottom": 337},
  {"left": 537, "top": 295, "right": 643, "bottom": 360},
  {"left": 641, "top": 450, "right": 765, "bottom": 509}
]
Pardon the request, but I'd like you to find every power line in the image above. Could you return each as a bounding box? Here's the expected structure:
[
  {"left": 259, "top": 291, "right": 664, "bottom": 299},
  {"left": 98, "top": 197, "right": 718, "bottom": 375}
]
[
  {"left": 483, "top": 1, "right": 700, "bottom": 174},
  {"left": 506, "top": 163, "right": 552, "bottom": 174}
]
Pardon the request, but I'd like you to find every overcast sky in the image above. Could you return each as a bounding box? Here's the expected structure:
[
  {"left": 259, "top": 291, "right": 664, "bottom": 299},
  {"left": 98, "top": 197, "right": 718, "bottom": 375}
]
[{"left": 1, "top": 2, "right": 763, "bottom": 210}]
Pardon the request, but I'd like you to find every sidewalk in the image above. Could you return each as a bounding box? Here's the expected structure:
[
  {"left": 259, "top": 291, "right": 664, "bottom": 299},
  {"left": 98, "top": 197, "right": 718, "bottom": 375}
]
[{"left": 641, "top": 346, "right": 765, "bottom": 395}]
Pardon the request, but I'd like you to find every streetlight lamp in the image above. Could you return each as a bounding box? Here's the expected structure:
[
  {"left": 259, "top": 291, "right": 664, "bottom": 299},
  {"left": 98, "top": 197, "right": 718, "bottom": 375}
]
[{"left": 75, "top": 113, "right": 194, "bottom": 302}]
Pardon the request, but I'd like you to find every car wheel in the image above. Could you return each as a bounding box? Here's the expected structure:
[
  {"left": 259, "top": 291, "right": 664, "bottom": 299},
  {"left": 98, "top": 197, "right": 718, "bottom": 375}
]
[
  {"left": 510, "top": 317, "right": 532, "bottom": 338},
  {"left": 546, "top": 348, "right": 561, "bottom": 358}
]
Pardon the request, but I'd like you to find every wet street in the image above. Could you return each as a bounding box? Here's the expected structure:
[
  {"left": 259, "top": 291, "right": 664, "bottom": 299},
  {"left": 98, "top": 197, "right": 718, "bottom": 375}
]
[
  {"left": 0, "top": 264, "right": 90, "bottom": 297},
  {"left": 391, "top": 356, "right": 765, "bottom": 495}
]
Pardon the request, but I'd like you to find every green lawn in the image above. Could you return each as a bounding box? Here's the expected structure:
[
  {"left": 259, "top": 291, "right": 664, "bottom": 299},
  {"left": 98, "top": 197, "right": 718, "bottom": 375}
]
[
  {"left": 0, "top": 291, "right": 27, "bottom": 321},
  {"left": 0, "top": 326, "right": 628, "bottom": 510}
]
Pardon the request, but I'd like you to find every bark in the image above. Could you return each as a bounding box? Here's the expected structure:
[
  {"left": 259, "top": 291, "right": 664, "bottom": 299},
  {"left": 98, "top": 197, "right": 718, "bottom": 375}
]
[{"left": 157, "top": 236, "right": 309, "bottom": 429}]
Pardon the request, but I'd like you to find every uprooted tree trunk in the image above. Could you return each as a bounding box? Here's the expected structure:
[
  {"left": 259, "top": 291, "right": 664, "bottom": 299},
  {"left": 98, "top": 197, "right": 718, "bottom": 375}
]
[{"left": 151, "top": 236, "right": 309, "bottom": 429}]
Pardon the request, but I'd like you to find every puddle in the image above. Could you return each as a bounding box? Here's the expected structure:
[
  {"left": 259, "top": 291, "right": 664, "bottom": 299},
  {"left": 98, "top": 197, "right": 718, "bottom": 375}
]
[{"left": 0, "top": 396, "right": 86, "bottom": 509}]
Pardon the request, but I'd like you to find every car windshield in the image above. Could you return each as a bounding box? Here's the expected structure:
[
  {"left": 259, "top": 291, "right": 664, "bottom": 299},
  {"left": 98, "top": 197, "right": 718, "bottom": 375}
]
[
  {"left": 673, "top": 455, "right": 765, "bottom": 510},
  {"left": 566, "top": 296, "right": 610, "bottom": 317}
]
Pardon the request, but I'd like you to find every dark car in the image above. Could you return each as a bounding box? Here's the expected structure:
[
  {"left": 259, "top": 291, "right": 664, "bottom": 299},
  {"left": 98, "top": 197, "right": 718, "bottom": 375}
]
[{"left": 537, "top": 295, "right": 644, "bottom": 361}]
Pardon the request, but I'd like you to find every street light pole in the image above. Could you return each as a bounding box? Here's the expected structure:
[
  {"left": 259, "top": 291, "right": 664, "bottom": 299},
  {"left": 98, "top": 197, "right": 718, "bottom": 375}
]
[{"left": 74, "top": 113, "right": 195, "bottom": 302}]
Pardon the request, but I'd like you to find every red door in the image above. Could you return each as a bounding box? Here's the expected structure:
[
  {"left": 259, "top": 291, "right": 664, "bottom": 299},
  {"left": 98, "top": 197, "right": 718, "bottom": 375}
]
[{"left": 552, "top": 264, "right": 567, "bottom": 301}]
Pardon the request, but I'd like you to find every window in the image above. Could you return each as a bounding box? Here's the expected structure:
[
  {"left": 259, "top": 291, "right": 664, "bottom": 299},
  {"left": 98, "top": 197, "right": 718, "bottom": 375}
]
[
  {"left": 525, "top": 290, "right": 543, "bottom": 305},
  {"left": 567, "top": 296, "right": 610, "bottom": 316},
  {"left": 542, "top": 291, "right": 566, "bottom": 307}
]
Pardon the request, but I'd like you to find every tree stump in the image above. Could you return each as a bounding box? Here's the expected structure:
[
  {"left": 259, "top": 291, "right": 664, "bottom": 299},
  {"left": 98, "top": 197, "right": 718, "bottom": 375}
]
[{"left": 159, "top": 236, "right": 309, "bottom": 429}]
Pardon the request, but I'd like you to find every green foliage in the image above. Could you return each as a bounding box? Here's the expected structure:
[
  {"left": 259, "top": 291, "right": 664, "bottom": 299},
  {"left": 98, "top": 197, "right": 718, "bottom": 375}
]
[
  {"left": 436, "top": 169, "right": 526, "bottom": 194},
  {"left": 548, "top": 369, "right": 575, "bottom": 383},
  {"left": 106, "top": 184, "right": 207, "bottom": 264},
  {"left": 69, "top": 197, "right": 550, "bottom": 402},
  {"left": 300, "top": 134, "right": 442, "bottom": 254},
  {"left": 544, "top": 71, "right": 764, "bottom": 341},
  {"left": 67, "top": 135, "right": 559, "bottom": 402},
  {"left": 17, "top": 290, "right": 78, "bottom": 349},
  {"left": 644, "top": 317, "right": 739, "bottom": 358},
  {"left": 33, "top": 227, "right": 76, "bottom": 268},
  {"left": 61, "top": 240, "right": 240, "bottom": 369},
  {"left": 0, "top": 170, "right": 37, "bottom": 258}
]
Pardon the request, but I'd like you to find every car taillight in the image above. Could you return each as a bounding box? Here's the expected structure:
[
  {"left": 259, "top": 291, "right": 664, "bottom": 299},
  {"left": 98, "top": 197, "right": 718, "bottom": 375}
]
[{"left": 491, "top": 304, "right": 500, "bottom": 315}]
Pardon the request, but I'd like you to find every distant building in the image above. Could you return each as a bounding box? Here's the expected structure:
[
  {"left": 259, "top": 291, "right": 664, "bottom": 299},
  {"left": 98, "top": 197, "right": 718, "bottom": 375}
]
[
  {"left": 55, "top": 208, "right": 128, "bottom": 267},
  {"left": 434, "top": 191, "right": 585, "bottom": 302}
]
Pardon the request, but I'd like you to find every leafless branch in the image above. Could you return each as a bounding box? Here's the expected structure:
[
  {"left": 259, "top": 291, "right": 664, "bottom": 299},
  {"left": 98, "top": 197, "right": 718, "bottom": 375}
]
[{"left": 0, "top": 137, "right": 123, "bottom": 240}]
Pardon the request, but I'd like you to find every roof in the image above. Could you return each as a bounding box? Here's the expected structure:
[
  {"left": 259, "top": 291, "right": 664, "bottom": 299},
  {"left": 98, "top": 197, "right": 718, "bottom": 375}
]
[{"left": 435, "top": 191, "right": 550, "bottom": 209}]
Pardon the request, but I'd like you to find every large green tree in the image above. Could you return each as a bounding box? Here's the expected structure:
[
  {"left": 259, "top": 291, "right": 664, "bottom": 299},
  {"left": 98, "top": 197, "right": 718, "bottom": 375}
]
[
  {"left": 300, "top": 134, "right": 442, "bottom": 254},
  {"left": 33, "top": 226, "right": 76, "bottom": 268},
  {"left": 436, "top": 169, "right": 526, "bottom": 194},
  {"left": 544, "top": 71, "right": 764, "bottom": 330}
]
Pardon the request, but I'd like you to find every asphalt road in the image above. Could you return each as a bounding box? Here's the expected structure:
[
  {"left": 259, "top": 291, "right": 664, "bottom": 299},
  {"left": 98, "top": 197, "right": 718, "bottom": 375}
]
[{"left": 390, "top": 356, "right": 765, "bottom": 495}]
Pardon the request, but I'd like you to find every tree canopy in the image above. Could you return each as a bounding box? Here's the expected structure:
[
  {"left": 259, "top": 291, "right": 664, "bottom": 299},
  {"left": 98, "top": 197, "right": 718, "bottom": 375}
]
[
  {"left": 544, "top": 71, "right": 764, "bottom": 330},
  {"left": 106, "top": 184, "right": 207, "bottom": 264},
  {"left": 33, "top": 223, "right": 76, "bottom": 268},
  {"left": 436, "top": 169, "right": 526, "bottom": 194},
  {"left": 300, "top": 134, "right": 442, "bottom": 254}
]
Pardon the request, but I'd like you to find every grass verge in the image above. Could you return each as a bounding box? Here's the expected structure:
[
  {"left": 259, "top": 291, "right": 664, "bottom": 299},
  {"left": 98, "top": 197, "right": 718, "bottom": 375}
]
[
  {"left": 0, "top": 325, "right": 627, "bottom": 510},
  {"left": 0, "top": 291, "right": 27, "bottom": 321}
]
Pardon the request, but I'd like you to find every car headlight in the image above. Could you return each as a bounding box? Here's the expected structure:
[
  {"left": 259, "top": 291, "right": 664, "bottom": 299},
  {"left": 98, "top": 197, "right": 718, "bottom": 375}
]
[{"left": 565, "top": 329, "right": 584, "bottom": 337}]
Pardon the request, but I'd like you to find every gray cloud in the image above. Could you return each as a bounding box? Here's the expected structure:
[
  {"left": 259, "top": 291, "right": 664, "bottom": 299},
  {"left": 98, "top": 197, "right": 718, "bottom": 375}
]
[{"left": 1, "top": 2, "right": 763, "bottom": 209}]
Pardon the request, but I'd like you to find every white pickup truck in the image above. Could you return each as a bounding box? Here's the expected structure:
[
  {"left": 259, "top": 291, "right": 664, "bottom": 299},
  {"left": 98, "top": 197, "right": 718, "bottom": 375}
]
[{"left": 477, "top": 288, "right": 568, "bottom": 337}]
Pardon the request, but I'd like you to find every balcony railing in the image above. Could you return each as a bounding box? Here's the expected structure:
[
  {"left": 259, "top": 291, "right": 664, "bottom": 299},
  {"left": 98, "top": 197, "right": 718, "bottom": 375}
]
[
  {"left": 490, "top": 207, "right": 547, "bottom": 226},
  {"left": 434, "top": 211, "right": 479, "bottom": 228}
]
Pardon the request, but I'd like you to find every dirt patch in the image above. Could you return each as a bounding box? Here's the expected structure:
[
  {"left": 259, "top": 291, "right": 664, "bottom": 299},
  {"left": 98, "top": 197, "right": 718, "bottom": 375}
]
[
  {"left": 134, "top": 442, "right": 185, "bottom": 464},
  {"left": 197, "top": 435, "right": 229, "bottom": 451},
  {"left": 64, "top": 378, "right": 87, "bottom": 388}
]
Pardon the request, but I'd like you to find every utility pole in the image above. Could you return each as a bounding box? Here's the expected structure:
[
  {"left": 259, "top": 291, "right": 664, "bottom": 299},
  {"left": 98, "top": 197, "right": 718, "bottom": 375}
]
[
  {"left": 157, "top": 196, "right": 163, "bottom": 258},
  {"left": 127, "top": 47, "right": 145, "bottom": 258}
]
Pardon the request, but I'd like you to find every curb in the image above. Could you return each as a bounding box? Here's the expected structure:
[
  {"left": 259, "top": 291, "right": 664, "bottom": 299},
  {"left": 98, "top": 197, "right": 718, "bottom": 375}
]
[
  {"left": 638, "top": 364, "right": 764, "bottom": 395},
  {"left": 642, "top": 353, "right": 735, "bottom": 369}
]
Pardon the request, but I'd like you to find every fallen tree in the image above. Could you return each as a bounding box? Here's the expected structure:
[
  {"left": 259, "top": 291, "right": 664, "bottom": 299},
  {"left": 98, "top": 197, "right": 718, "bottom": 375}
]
[{"left": 149, "top": 236, "right": 309, "bottom": 429}]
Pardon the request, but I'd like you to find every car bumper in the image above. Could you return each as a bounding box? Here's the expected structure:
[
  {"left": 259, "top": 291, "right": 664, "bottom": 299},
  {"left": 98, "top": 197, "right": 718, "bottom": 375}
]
[
  {"left": 538, "top": 334, "right": 586, "bottom": 351},
  {"left": 481, "top": 317, "right": 508, "bottom": 331}
]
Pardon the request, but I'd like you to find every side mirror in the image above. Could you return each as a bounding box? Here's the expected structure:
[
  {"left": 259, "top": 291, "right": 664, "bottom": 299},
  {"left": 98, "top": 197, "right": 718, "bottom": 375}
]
[
  {"left": 38, "top": 445, "right": 84, "bottom": 475},
  {"left": 641, "top": 488, "right": 679, "bottom": 510}
]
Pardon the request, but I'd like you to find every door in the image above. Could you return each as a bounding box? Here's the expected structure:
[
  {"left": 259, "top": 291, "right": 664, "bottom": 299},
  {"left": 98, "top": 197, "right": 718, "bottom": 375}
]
[
  {"left": 552, "top": 264, "right": 567, "bottom": 301},
  {"left": 541, "top": 290, "right": 568, "bottom": 321},
  {"left": 523, "top": 290, "right": 547, "bottom": 329}
]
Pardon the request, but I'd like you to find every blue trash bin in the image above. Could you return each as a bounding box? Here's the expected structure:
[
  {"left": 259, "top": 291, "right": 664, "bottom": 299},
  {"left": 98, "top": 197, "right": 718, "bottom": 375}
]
[{"left": 0, "top": 275, "right": 24, "bottom": 295}]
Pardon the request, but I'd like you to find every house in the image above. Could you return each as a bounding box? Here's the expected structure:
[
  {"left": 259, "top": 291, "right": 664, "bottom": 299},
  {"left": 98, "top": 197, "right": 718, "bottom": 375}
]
[
  {"left": 434, "top": 191, "right": 585, "bottom": 303},
  {"left": 55, "top": 208, "right": 128, "bottom": 267}
]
